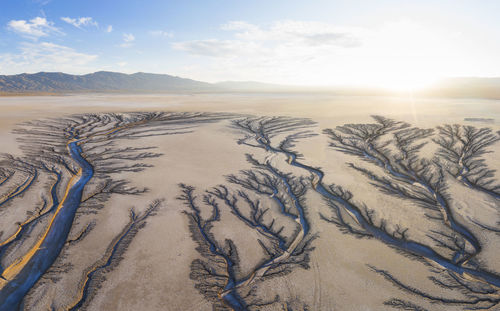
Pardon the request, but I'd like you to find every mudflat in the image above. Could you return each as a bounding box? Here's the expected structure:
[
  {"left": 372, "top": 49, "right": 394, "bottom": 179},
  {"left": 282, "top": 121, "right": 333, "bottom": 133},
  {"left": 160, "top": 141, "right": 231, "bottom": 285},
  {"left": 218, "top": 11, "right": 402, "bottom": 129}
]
[{"left": 0, "top": 93, "right": 499, "bottom": 310}]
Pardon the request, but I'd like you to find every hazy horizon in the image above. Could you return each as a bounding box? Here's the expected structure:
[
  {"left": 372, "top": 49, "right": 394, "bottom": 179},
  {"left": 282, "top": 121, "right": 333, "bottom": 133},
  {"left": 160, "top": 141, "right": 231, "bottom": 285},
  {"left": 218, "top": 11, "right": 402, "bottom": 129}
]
[{"left": 3, "top": 70, "right": 500, "bottom": 91}]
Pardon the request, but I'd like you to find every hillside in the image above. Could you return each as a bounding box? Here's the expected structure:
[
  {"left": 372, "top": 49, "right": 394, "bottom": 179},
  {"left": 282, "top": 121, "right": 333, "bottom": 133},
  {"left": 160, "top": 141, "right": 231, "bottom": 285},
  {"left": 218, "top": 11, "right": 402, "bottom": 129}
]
[
  {"left": 0, "top": 71, "right": 214, "bottom": 93},
  {"left": 1, "top": 72, "right": 500, "bottom": 99}
]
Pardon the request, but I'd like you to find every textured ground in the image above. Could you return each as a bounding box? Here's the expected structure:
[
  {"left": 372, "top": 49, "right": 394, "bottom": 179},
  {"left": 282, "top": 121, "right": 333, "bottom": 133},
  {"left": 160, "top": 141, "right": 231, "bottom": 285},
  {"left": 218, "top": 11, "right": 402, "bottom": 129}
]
[{"left": 0, "top": 93, "right": 499, "bottom": 310}]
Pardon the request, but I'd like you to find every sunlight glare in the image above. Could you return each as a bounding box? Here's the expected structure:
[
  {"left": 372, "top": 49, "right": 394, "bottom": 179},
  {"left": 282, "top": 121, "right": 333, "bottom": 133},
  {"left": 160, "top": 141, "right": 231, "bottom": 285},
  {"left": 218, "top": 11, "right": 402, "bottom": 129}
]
[{"left": 361, "top": 20, "right": 449, "bottom": 91}]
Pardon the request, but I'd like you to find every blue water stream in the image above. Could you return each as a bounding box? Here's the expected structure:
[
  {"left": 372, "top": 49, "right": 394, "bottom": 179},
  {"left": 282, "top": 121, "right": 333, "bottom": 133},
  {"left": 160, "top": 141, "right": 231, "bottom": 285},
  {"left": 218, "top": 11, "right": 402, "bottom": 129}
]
[{"left": 0, "top": 141, "right": 94, "bottom": 310}]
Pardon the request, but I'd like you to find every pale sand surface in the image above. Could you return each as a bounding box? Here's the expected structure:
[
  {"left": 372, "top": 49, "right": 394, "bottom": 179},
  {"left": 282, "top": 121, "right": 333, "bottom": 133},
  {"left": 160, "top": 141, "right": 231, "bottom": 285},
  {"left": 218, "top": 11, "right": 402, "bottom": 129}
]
[{"left": 0, "top": 93, "right": 499, "bottom": 310}]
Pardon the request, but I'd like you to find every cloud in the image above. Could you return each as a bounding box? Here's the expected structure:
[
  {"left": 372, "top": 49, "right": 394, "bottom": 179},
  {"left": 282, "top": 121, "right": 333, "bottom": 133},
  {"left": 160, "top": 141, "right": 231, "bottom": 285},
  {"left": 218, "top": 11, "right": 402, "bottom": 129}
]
[
  {"left": 123, "top": 33, "right": 135, "bottom": 42},
  {"left": 172, "top": 19, "right": 469, "bottom": 87},
  {"left": 172, "top": 39, "right": 258, "bottom": 57},
  {"left": 7, "top": 17, "right": 61, "bottom": 39},
  {"left": 173, "top": 20, "right": 361, "bottom": 58},
  {"left": 0, "top": 41, "right": 98, "bottom": 74},
  {"left": 150, "top": 30, "right": 174, "bottom": 38},
  {"left": 120, "top": 33, "right": 135, "bottom": 47},
  {"left": 171, "top": 20, "right": 368, "bottom": 84},
  {"left": 106, "top": 25, "right": 113, "bottom": 33},
  {"left": 61, "top": 17, "right": 98, "bottom": 28},
  {"left": 220, "top": 21, "right": 259, "bottom": 32},
  {"left": 226, "top": 20, "right": 361, "bottom": 47},
  {"left": 33, "top": 0, "right": 52, "bottom": 5},
  {"left": 172, "top": 21, "right": 361, "bottom": 61},
  {"left": 302, "top": 33, "right": 359, "bottom": 47}
]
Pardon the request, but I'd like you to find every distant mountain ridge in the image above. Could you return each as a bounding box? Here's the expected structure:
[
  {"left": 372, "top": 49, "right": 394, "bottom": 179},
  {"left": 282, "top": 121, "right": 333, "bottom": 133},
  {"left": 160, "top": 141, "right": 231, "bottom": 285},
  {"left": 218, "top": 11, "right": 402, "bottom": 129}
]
[
  {"left": 0, "top": 71, "right": 499, "bottom": 99},
  {"left": 0, "top": 71, "right": 214, "bottom": 93}
]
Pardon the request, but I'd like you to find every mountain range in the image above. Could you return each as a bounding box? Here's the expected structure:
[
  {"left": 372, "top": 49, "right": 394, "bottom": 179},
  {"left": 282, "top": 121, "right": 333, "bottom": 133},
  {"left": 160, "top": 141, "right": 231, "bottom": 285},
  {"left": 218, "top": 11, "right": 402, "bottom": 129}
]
[
  {"left": 0, "top": 71, "right": 214, "bottom": 93},
  {"left": 0, "top": 71, "right": 499, "bottom": 99}
]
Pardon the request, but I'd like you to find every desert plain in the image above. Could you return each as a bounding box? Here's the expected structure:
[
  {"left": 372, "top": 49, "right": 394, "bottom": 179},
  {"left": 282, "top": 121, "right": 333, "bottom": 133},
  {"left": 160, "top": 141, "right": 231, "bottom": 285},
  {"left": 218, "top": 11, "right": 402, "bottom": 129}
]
[{"left": 0, "top": 93, "right": 499, "bottom": 311}]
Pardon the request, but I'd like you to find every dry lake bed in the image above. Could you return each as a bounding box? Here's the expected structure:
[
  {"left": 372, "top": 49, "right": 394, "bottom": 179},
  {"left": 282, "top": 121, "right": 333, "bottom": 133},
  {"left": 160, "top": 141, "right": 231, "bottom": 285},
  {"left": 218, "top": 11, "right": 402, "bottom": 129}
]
[{"left": 0, "top": 93, "right": 499, "bottom": 310}]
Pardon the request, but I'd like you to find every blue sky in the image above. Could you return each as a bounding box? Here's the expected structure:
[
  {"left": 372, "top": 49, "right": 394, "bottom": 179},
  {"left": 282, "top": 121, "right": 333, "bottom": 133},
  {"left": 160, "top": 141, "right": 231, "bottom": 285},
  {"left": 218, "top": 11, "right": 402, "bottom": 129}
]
[{"left": 1, "top": 0, "right": 500, "bottom": 87}]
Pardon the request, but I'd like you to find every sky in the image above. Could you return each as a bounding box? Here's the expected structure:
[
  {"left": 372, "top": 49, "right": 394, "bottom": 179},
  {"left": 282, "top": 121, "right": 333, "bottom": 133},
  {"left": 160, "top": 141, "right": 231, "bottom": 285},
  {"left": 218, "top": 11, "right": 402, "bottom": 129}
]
[{"left": 1, "top": 0, "right": 500, "bottom": 89}]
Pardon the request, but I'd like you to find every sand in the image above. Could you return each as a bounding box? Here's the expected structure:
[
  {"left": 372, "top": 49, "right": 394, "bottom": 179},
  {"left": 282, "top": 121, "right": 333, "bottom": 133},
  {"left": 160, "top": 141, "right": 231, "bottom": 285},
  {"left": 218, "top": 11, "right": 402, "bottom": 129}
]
[{"left": 0, "top": 93, "right": 499, "bottom": 310}]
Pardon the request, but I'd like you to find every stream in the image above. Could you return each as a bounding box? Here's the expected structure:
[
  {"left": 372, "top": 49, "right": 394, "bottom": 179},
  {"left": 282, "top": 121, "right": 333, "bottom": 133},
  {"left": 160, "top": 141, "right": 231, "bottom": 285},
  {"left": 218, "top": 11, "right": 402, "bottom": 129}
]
[
  {"left": 0, "top": 141, "right": 94, "bottom": 310},
  {"left": 254, "top": 133, "right": 500, "bottom": 288}
]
